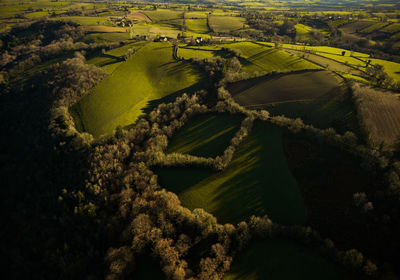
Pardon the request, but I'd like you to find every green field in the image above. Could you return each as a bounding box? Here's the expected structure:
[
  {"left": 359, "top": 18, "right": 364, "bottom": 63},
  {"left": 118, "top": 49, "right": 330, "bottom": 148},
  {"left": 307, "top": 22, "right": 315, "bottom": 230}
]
[
  {"left": 184, "top": 11, "right": 208, "bottom": 19},
  {"left": 186, "top": 18, "right": 209, "bottom": 33},
  {"left": 143, "top": 9, "right": 183, "bottom": 21},
  {"left": 208, "top": 16, "right": 245, "bottom": 33},
  {"left": 50, "top": 16, "right": 111, "bottom": 26},
  {"left": 295, "top": 24, "right": 313, "bottom": 41},
  {"left": 86, "top": 42, "right": 145, "bottom": 74},
  {"left": 225, "top": 42, "right": 321, "bottom": 75},
  {"left": 381, "top": 23, "right": 400, "bottom": 33},
  {"left": 225, "top": 239, "right": 356, "bottom": 280},
  {"left": 360, "top": 22, "right": 390, "bottom": 33},
  {"left": 168, "top": 113, "right": 245, "bottom": 158},
  {"left": 73, "top": 42, "right": 203, "bottom": 137},
  {"left": 82, "top": 32, "right": 130, "bottom": 44},
  {"left": 178, "top": 46, "right": 220, "bottom": 59},
  {"left": 156, "top": 120, "right": 307, "bottom": 225}
]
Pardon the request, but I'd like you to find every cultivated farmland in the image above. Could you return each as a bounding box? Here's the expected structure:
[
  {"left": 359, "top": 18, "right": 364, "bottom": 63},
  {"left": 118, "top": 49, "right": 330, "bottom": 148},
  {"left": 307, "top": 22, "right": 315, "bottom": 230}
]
[
  {"left": 228, "top": 71, "right": 343, "bottom": 107},
  {"left": 353, "top": 83, "right": 400, "bottom": 147}
]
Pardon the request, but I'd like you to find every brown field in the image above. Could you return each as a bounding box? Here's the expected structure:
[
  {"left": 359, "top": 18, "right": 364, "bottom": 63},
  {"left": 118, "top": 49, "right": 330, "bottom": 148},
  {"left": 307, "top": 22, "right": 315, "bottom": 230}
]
[
  {"left": 227, "top": 70, "right": 345, "bottom": 107},
  {"left": 353, "top": 83, "right": 400, "bottom": 147},
  {"left": 83, "top": 26, "right": 128, "bottom": 33},
  {"left": 128, "top": 10, "right": 152, "bottom": 23}
]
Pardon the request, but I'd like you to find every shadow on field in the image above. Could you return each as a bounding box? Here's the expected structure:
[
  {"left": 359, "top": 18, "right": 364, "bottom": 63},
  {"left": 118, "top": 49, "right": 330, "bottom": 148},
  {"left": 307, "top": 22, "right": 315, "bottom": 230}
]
[{"left": 141, "top": 73, "right": 207, "bottom": 115}]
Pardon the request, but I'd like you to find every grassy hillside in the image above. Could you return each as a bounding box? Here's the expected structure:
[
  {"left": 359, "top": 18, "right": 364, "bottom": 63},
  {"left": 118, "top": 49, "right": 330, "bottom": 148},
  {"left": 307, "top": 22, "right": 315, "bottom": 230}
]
[
  {"left": 295, "top": 23, "right": 313, "bottom": 41},
  {"left": 224, "top": 239, "right": 356, "bottom": 280},
  {"left": 156, "top": 120, "right": 307, "bottom": 225},
  {"left": 73, "top": 42, "right": 202, "bottom": 137}
]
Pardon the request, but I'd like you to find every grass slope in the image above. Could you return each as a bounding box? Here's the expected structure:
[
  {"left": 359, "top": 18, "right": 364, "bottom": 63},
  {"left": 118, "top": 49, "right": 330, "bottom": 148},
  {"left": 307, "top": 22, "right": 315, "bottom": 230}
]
[
  {"left": 74, "top": 42, "right": 202, "bottom": 137},
  {"left": 156, "top": 120, "right": 307, "bottom": 225},
  {"left": 168, "top": 113, "right": 245, "bottom": 158},
  {"left": 295, "top": 23, "right": 313, "bottom": 41},
  {"left": 224, "top": 239, "right": 356, "bottom": 280}
]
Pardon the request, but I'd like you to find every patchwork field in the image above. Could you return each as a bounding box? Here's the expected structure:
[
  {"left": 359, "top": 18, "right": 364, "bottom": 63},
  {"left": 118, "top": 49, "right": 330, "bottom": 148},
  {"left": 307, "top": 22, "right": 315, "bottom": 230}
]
[
  {"left": 156, "top": 120, "right": 308, "bottom": 225},
  {"left": 353, "top": 83, "right": 400, "bottom": 147},
  {"left": 73, "top": 42, "right": 203, "bottom": 137},
  {"left": 208, "top": 16, "right": 245, "bottom": 33},
  {"left": 225, "top": 239, "right": 357, "bottom": 280}
]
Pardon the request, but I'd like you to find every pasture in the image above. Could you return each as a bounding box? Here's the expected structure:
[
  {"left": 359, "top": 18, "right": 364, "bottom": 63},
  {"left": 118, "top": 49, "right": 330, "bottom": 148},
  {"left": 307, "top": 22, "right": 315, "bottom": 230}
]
[
  {"left": 295, "top": 24, "right": 313, "bottom": 41},
  {"left": 143, "top": 9, "right": 183, "bottom": 22},
  {"left": 224, "top": 239, "right": 356, "bottom": 280},
  {"left": 168, "top": 113, "right": 245, "bottom": 158},
  {"left": 73, "top": 42, "right": 202, "bottom": 137},
  {"left": 85, "top": 42, "right": 145, "bottom": 74},
  {"left": 208, "top": 16, "right": 245, "bottom": 33},
  {"left": 156, "top": 120, "right": 307, "bottom": 225},
  {"left": 186, "top": 18, "right": 209, "bottom": 34},
  {"left": 81, "top": 32, "right": 130, "bottom": 44},
  {"left": 352, "top": 83, "right": 400, "bottom": 147}
]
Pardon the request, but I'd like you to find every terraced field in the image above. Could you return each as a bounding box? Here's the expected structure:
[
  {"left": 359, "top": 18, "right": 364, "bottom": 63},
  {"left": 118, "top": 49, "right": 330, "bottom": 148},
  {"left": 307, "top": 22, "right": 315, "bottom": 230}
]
[
  {"left": 156, "top": 120, "right": 308, "bottom": 225},
  {"left": 73, "top": 42, "right": 203, "bottom": 137},
  {"left": 225, "top": 239, "right": 357, "bottom": 280}
]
